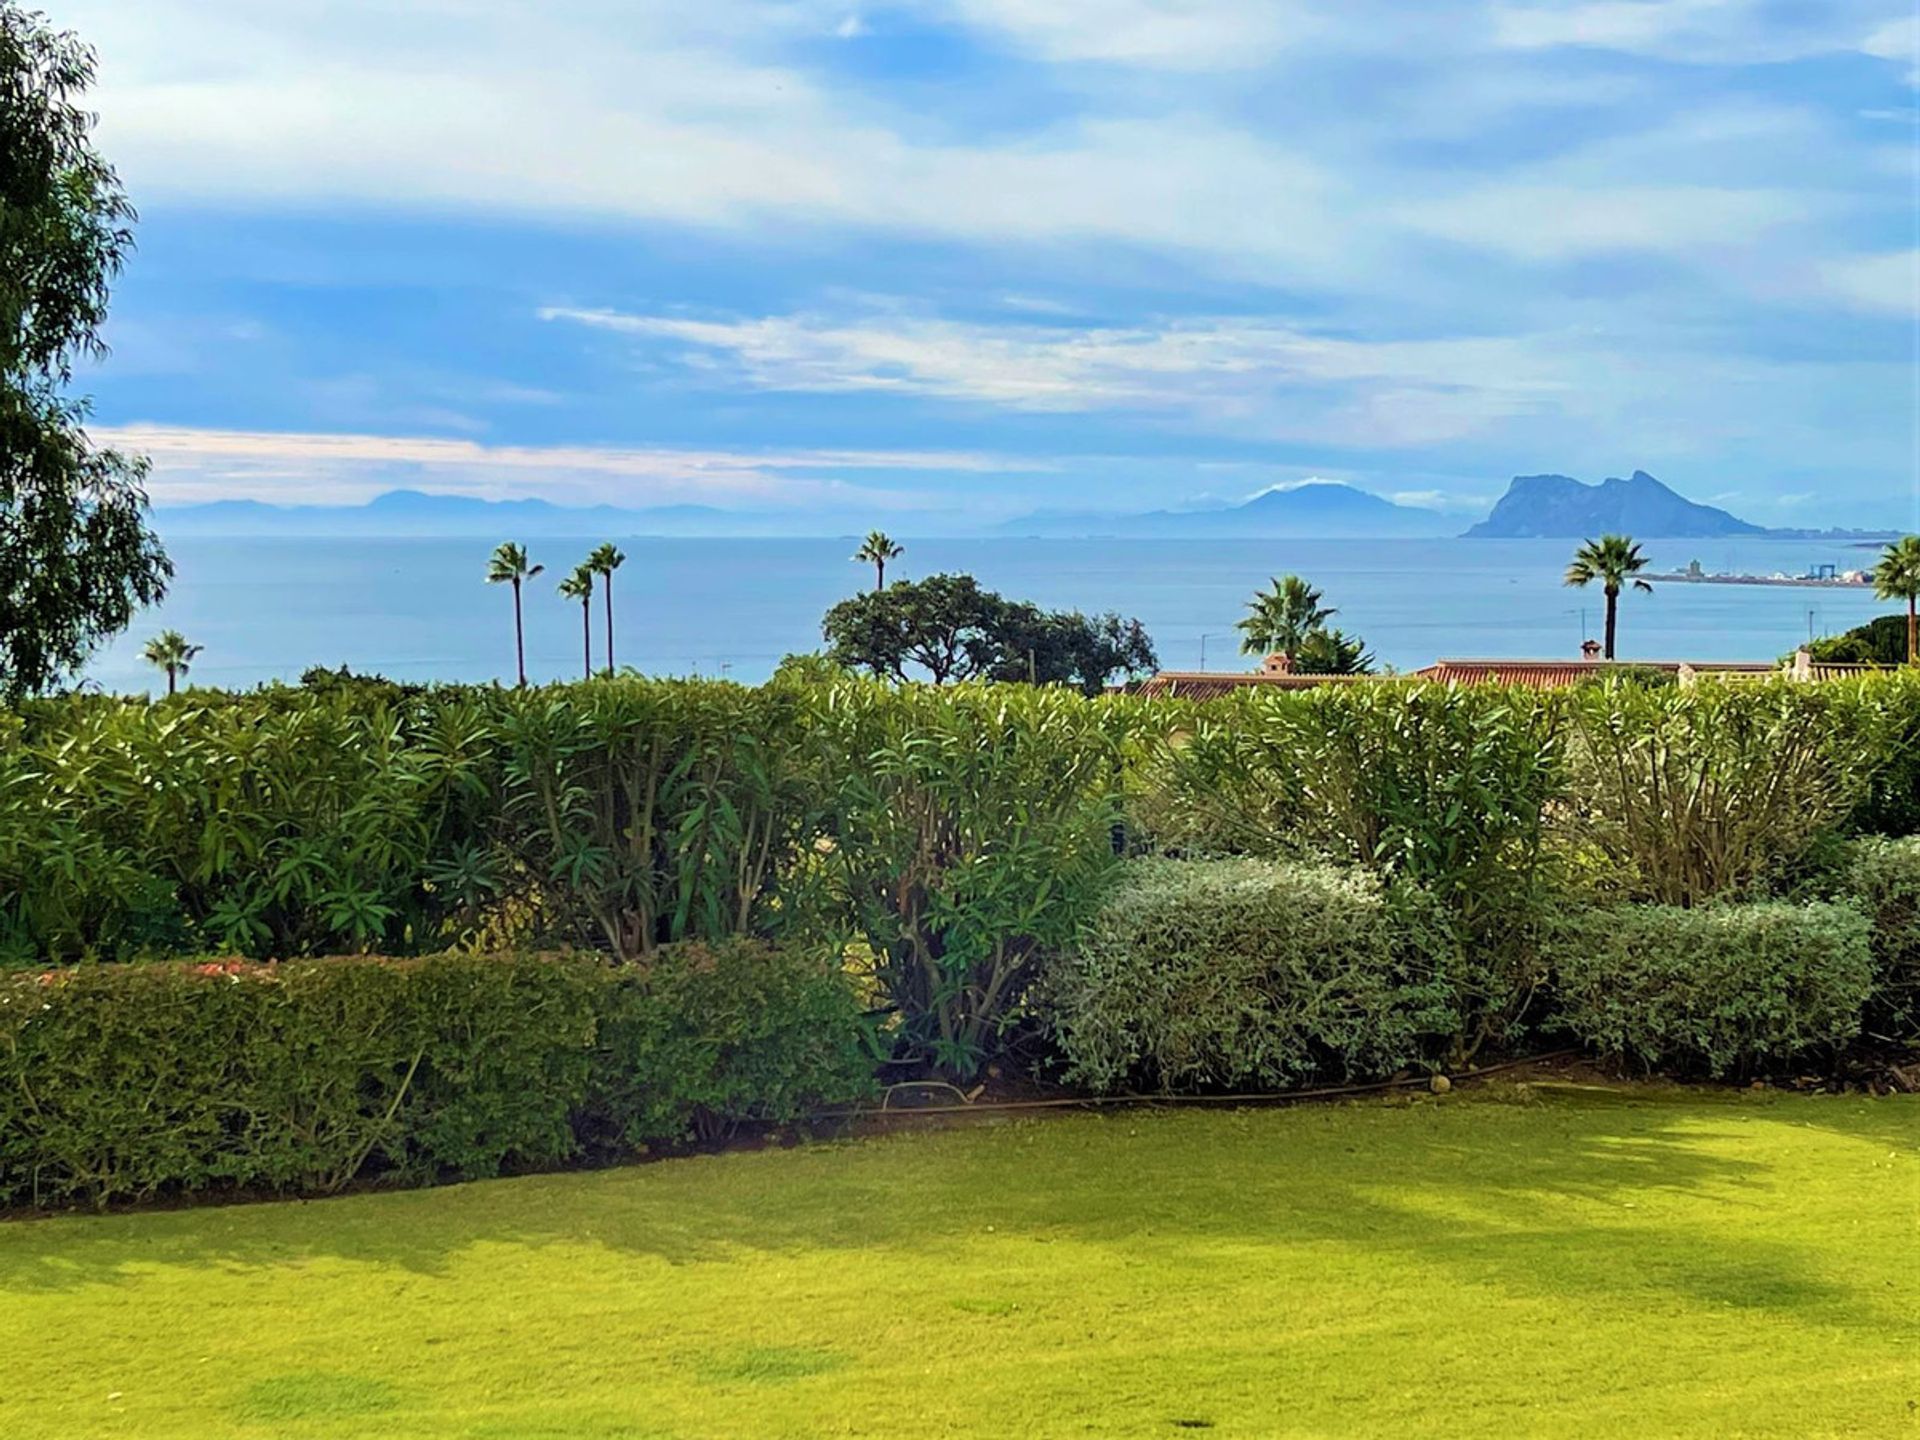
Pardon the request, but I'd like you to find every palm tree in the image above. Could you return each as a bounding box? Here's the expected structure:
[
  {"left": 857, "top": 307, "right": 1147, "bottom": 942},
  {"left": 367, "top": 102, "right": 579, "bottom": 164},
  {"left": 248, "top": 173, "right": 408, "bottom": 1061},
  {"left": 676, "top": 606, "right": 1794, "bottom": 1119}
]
[
  {"left": 557, "top": 564, "right": 595, "bottom": 680},
  {"left": 141, "top": 630, "right": 202, "bottom": 696},
  {"left": 588, "top": 543, "right": 626, "bottom": 675},
  {"left": 1236, "top": 575, "right": 1335, "bottom": 657},
  {"left": 1873, "top": 534, "right": 1920, "bottom": 665},
  {"left": 1564, "top": 534, "right": 1652, "bottom": 660},
  {"left": 486, "top": 542, "right": 544, "bottom": 686},
  {"left": 853, "top": 531, "right": 903, "bottom": 591}
]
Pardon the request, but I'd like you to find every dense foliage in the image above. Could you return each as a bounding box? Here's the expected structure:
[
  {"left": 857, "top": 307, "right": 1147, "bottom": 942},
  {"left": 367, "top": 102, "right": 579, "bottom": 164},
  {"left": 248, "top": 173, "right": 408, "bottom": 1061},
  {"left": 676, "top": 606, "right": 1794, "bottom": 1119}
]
[
  {"left": 0, "top": 940, "right": 872, "bottom": 1209},
  {"left": 1787, "top": 836, "right": 1920, "bottom": 1046},
  {"left": 3, "top": 668, "right": 1917, "bottom": 1101},
  {"left": 1545, "top": 902, "right": 1873, "bottom": 1076},
  {"left": 1143, "top": 682, "right": 1563, "bottom": 1058},
  {"left": 0, "top": 6, "right": 169, "bottom": 698},
  {"left": 1039, "top": 858, "right": 1451, "bottom": 1091},
  {"left": 1561, "top": 679, "right": 1893, "bottom": 905},
  {"left": 1808, "top": 613, "right": 1906, "bottom": 667},
  {"left": 805, "top": 682, "right": 1134, "bottom": 1077},
  {"left": 822, "top": 573, "right": 1156, "bottom": 693}
]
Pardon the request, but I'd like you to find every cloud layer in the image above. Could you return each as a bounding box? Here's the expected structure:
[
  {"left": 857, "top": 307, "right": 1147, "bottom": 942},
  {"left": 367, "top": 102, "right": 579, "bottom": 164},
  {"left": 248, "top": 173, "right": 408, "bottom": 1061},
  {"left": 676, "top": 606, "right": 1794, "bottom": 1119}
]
[{"left": 44, "top": 0, "right": 1920, "bottom": 523}]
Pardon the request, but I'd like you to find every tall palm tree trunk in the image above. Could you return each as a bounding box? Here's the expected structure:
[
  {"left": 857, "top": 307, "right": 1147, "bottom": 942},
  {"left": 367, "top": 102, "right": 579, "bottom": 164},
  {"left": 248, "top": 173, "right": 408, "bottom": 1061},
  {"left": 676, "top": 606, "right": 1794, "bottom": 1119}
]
[
  {"left": 512, "top": 579, "right": 527, "bottom": 686},
  {"left": 1603, "top": 585, "right": 1619, "bottom": 660},
  {"left": 166, "top": 665, "right": 177, "bottom": 697},
  {"left": 580, "top": 600, "right": 592, "bottom": 680},
  {"left": 1908, "top": 595, "right": 1917, "bottom": 666},
  {"left": 875, "top": 559, "right": 885, "bottom": 591},
  {"left": 604, "top": 577, "right": 615, "bottom": 675}
]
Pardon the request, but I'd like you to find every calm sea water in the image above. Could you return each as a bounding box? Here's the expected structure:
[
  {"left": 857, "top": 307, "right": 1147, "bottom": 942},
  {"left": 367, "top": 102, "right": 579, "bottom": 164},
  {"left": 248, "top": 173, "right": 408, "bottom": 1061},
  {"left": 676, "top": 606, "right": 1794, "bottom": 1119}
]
[{"left": 82, "top": 534, "right": 1895, "bottom": 694}]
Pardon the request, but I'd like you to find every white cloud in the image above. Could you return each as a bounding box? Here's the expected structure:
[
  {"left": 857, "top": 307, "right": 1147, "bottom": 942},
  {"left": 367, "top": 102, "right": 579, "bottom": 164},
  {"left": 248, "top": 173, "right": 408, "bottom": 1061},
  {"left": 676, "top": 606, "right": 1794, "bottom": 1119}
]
[
  {"left": 1862, "top": 14, "right": 1920, "bottom": 83},
  {"left": 1818, "top": 250, "right": 1919, "bottom": 314},
  {"left": 1492, "top": 0, "right": 1910, "bottom": 64},
  {"left": 1399, "top": 183, "right": 1802, "bottom": 261},
  {"left": 39, "top": 0, "right": 1897, "bottom": 303},
  {"left": 100, "top": 424, "right": 1022, "bottom": 507},
  {"left": 916, "top": 0, "right": 1321, "bottom": 69},
  {"left": 543, "top": 304, "right": 1580, "bottom": 445}
]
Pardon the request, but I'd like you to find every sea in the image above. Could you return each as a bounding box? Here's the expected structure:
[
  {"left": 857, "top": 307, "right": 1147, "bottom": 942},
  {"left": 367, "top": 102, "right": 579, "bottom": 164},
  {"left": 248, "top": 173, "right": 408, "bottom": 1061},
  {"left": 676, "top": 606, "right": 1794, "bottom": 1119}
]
[{"left": 80, "top": 534, "right": 1896, "bottom": 695}]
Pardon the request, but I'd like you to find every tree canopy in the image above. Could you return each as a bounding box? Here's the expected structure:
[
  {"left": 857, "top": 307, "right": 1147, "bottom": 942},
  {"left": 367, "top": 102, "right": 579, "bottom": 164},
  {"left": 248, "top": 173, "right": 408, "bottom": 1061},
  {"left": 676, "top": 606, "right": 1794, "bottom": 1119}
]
[
  {"left": 822, "top": 573, "right": 1157, "bottom": 693},
  {"left": 0, "top": 5, "right": 169, "bottom": 698}
]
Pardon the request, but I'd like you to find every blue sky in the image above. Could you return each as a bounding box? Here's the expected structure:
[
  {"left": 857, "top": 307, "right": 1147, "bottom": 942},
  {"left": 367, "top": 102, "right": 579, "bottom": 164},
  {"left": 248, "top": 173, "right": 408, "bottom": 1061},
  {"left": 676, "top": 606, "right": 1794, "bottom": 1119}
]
[{"left": 53, "top": 0, "right": 1920, "bottom": 529}]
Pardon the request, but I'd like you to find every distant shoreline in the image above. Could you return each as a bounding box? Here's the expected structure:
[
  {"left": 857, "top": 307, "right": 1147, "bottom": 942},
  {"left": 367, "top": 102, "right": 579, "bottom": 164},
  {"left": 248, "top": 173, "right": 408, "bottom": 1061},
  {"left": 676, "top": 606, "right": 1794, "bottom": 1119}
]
[{"left": 1647, "top": 571, "right": 1871, "bottom": 590}]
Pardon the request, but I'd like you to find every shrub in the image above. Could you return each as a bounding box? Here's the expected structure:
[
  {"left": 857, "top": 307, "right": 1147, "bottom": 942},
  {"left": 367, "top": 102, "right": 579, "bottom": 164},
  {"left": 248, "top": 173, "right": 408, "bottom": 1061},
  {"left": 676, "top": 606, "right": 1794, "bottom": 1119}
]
[
  {"left": 1546, "top": 902, "right": 1873, "bottom": 1076},
  {"left": 1788, "top": 836, "right": 1920, "bottom": 1046},
  {"left": 1838, "top": 838, "right": 1920, "bottom": 1043},
  {"left": 1037, "top": 859, "right": 1455, "bottom": 1093},
  {"left": 586, "top": 938, "right": 880, "bottom": 1146},
  {"left": 0, "top": 942, "right": 871, "bottom": 1210},
  {"left": 1850, "top": 671, "right": 1920, "bottom": 837},
  {"left": 1141, "top": 682, "right": 1565, "bottom": 1058},
  {"left": 0, "top": 689, "right": 498, "bottom": 962},
  {"left": 482, "top": 680, "right": 820, "bottom": 959},
  {"left": 1561, "top": 677, "right": 1894, "bottom": 905},
  {"left": 804, "top": 679, "right": 1133, "bottom": 1079}
]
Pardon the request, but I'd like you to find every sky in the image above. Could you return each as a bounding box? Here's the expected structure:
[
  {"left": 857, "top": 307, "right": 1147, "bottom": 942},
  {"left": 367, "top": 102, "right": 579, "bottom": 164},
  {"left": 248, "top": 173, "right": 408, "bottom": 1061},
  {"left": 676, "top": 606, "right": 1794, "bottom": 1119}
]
[{"left": 47, "top": 0, "right": 1920, "bottom": 530}]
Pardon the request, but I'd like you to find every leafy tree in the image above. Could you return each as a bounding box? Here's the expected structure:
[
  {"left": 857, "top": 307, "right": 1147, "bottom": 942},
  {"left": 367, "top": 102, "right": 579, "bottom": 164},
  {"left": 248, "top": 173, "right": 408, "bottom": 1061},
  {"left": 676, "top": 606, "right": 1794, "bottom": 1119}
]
[
  {"left": 0, "top": 7, "right": 170, "bottom": 698},
  {"left": 1872, "top": 535, "right": 1920, "bottom": 665},
  {"left": 485, "top": 541, "right": 543, "bottom": 685},
  {"left": 852, "top": 530, "right": 903, "bottom": 591},
  {"left": 990, "top": 607, "right": 1159, "bottom": 695},
  {"left": 1564, "top": 534, "right": 1652, "bottom": 660},
  {"left": 140, "top": 628, "right": 200, "bottom": 695},
  {"left": 557, "top": 564, "right": 594, "bottom": 680},
  {"left": 1236, "top": 575, "right": 1335, "bottom": 658},
  {"left": 823, "top": 572, "right": 1004, "bottom": 684},
  {"left": 1292, "top": 627, "right": 1373, "bottom": 675},
  {"left": 588, "top": 542, "right": 625, "bottom": 675},
  {"left": 823, "top": 574, "right": 1156, "bottom": 691}
]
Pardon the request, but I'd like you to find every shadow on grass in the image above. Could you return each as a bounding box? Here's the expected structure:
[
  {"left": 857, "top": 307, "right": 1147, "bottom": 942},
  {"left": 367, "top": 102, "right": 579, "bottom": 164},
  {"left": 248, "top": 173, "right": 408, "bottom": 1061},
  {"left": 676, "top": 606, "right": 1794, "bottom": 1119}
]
[{"left": 0, "top": 1086, "right": 1910, "bottom": 1334}]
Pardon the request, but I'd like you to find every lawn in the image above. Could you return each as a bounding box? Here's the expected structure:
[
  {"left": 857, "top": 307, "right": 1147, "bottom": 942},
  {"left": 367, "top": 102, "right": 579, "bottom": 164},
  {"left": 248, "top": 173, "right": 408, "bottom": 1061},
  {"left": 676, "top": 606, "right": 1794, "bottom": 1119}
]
[{"left": 1, "top": 1083, "right": 1914, "bottom": 1439}]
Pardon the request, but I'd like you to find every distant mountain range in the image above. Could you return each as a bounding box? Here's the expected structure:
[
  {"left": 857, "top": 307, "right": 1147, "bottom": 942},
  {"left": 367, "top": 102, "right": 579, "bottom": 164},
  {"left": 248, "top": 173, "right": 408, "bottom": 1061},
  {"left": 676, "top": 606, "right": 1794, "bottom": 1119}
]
[
  {"left": 155, "top": 490, "right": 815, "bottom": 538},
  {"left": 155, "top": 474, "right": 1902, "bottom": 542},
  {"left": 997, "top": 482, "right": 1456, "bottom": 539}
]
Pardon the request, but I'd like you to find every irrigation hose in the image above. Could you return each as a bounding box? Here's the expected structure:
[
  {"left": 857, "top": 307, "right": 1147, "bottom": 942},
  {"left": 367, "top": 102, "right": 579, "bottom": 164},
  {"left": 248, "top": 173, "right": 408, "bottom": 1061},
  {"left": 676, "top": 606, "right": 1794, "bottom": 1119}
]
[{"left": 814, "top": 1049, "right": 1584, "bottom": 1123}]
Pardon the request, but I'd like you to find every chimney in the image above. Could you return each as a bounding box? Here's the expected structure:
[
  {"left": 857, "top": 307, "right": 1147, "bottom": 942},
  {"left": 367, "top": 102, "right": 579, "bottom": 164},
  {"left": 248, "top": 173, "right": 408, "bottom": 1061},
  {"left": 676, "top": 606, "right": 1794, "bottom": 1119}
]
[
  {"left": 1262, "top": 652, "right": 1293, "bottom": 675},
  {"left": 1580, "top": 638, "right": 1603, "bottom": 662}
]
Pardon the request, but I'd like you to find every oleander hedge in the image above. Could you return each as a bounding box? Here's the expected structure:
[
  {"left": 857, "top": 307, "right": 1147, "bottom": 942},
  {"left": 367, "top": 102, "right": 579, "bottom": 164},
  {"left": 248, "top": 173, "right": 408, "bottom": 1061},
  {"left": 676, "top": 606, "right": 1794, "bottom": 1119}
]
[{"left": 0, "top": 941, "right": 872, "bottom": 1210}]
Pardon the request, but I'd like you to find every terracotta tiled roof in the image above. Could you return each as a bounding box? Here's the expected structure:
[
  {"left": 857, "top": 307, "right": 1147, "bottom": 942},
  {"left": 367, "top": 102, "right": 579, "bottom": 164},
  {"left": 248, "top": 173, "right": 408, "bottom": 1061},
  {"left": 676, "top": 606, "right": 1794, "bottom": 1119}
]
[
  {"left": 1414, "top": 659, "right": 1779, "bottom": 688},
  {"left": 1135, "top": 671, "right": 1380, "bottom": 700}
]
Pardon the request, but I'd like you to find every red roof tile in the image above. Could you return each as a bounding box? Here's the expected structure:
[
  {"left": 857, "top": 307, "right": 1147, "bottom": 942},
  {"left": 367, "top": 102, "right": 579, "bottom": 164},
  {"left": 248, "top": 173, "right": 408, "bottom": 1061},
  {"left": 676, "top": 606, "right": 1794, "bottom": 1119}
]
[{"left": 1136, "top": 671, "right": 1378, "bottom": 700}]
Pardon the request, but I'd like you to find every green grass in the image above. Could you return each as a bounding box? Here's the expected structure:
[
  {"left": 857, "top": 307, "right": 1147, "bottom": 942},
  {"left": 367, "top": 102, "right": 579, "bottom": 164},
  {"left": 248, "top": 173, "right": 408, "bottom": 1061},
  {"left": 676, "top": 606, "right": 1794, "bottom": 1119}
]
[{"left": 2, "top": 1084, "right": 1915, "bottom": 1439}]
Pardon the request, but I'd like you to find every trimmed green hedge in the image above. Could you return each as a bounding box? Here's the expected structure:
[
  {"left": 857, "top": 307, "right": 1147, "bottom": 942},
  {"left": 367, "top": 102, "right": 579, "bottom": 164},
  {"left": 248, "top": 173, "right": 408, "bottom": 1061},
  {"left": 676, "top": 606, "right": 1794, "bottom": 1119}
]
[
  {"left": 0, "top": 941, "right": 872, "bottom": 1210},
  {"left": 1546, "top": 902, "right": 1873, "bottom": 1076},
  {"left": 1842, "top": 838, "right": 1920, "bottom": 1043},
  {"left": 1038, "top": 859, "right": 1456, "bottom": 1092}
]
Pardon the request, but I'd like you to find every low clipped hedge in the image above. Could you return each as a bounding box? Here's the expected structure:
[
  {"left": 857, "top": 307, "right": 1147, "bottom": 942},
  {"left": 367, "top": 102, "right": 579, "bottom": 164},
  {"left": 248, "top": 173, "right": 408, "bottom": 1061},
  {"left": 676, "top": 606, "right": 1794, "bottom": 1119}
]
[
  {"left": 1546, "top": 902, "right": 1874, "bottom": 1076},
  {"left": 0, "top": 941, "right": 872, "bottom": 1210},
  {"left": 1037, "top": 858, "right": 1455, "bottom": 1092}
]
